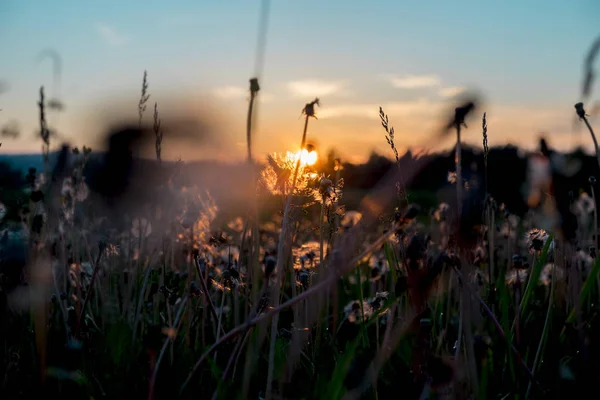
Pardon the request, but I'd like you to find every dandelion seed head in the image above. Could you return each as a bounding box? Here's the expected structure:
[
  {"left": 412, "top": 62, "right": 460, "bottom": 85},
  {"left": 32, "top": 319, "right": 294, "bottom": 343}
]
[
  {"left": 505, "top": 269, "right": 529, "bottom": 287},
  {"left": 525, "top": 228, "right": 550, "bottom": 254},
  {"left": 341, "top": 210, "right": 362, "bottom": 228},
  {"left": 572, "top": 192, "right": 595, "bottom": 215},
  {"left": 539, "top": 263, "right": 564, "bottom": 287},
  {"left": 344, "top": 300, "right": 373, "bottom": 323}
]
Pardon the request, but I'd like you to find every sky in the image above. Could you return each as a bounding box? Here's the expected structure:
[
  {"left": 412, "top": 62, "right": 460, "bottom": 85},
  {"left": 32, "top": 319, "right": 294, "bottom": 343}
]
[{"left": 0, "top": 0, "right": 599, "bottom": 164}]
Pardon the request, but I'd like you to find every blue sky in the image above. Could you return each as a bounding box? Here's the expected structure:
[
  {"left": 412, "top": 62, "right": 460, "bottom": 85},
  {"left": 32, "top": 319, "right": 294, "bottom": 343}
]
[{"left": 0, "top": 0, "right": 598, "bottom": 163}]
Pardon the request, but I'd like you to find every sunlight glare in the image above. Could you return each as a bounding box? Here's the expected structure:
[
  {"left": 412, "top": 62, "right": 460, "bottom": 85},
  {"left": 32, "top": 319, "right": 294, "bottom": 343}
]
[
  {"left": 299, "top": 149, "right": 318, "bottom": 166},
  {"left": 287, "top": 149, "right": 318, "bottom": 167}
]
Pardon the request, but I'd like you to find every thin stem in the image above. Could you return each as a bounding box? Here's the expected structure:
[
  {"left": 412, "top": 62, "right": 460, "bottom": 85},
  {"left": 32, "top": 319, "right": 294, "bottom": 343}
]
[
  {"left": 591, "top": 185, "right": 600, "bottom": 303},
  {"left": 148, "top": 296, "right": 188, "bottom": 400},
  {"left": 246, "top": 88, "right": 257, "bottom": 162},
  {"left": 266, "top": 113, "right": 310, "bottom": 400},
  {"left": 74, "top": 246, "right": 104, "bottom": 338},
  {"left": 526, "top": 262, "right": 555, "bottom": 398},
  {"left": 320, "top": 200, "right": 325, "bottom": 268},
  {"left": 454, "top": 288, "right": 463, "bottom": 359},
  {"left": 193, "top": 258, "right": 226, "bottom": 337},
  {"left": 455, "top": 123, "right": 463, "bottom": 219},
  {"left": 583, "top": 116, "right": 600, "bottom": 170}
]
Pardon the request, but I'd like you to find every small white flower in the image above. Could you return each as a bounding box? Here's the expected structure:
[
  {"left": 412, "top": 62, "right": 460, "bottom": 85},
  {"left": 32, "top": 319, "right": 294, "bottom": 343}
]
[
  {"left": 572, "top": 192, "right": 595, "bottom": 216},
  {"left": 539, "top": 263, "right": 564, "bottom": 287},
  {"left": 447, "top": 171, "right": 457, "bottom": 184},
  {"left": 75, "top": 181, "right": 89, "bottom": 202},
  {"left": 341, "top": 211, "right": 362, "bottom": 228},
  {"left": 505, "top": 269, "right": 528, "bottom": 287},
  {"left": 131, "top": 218, "right": 152, "bottom": 238},
  {"left": 344, "top": 300, "right": 373, "bottom": 323},
  {"left": 433, "top": 203, "right": 450, "bottom": 222}
]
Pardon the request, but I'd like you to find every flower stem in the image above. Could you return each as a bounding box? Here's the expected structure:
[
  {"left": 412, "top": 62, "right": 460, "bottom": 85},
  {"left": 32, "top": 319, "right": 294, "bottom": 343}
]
[{"left": 266, "top": 111, "right": 311, "bottom": 400}]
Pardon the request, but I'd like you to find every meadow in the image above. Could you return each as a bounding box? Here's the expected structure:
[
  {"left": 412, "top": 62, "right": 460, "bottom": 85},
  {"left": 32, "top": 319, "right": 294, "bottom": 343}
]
[{"left": 1, "top": 32, "right": 600, "bottom": 400}]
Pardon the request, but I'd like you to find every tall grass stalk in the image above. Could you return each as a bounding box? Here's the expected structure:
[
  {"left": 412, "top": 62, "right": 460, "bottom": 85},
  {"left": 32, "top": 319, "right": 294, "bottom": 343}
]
[
  {"left": 266, "top": 98, "right": 319, "bottom": 399},
  {"left": 455, "top": 122, "right": 463, "bottom": 218},
  {"left": 482, "top": 112, "right": 489, "bottom": 196},
  {"left": 526, "top": 260, "right": 556, "bottom": 398},
  {"left": 575, "top": 102, "right": 600, "bottom": 169},
  {"left": 138, "top": 71, "right": 150, "bottom": 129},
  {"left": 148, "top": 295, "right": 188, "bottom": 400},
  {"left": 590, "top": 178, "right": 600, "bottom": 301},
  {"left": 379, "top": 107, "right": 409, "bottom": 207}
]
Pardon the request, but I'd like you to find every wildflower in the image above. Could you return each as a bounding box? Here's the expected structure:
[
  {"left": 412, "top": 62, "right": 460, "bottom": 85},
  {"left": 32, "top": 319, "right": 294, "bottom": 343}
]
[
  {"left": 302, "top": 98, "right": 320, "bottom": 119},
  {"left": 505, "top": 269, "right": 528, "bottom": 287},
  {"left": 104, "top": 243, "right": 120, "bottom": 257},
  {"left": 525, "top": 228, "right": 551, "bottom": 254},
  {"left": 177, "top": 192, "right": 219, "bottom": 248},
  {"left": 74, "top": 180, "right": 89, "bottom": 202},
  {"left": 313, "top": 175, "right": 343, "bottom": 206},
  {"left": 368, "top": 254, "right": 390, "bottom": 281},
  {"left": 209, "top": 231, "right": 232, "bottom": 247},
  {"left": 219, "top": 246, "right": 240, "bottom": 267},
  {"left": 447, "top": 171, "right": 457, "bottom": 184},
  {"left": 61, "top": 177, "right": 73, "bottom": 196},
  {"left": 368, "top": 291, "right": 389, "bottom": 310},
  {"left": 539, "top": 263, "right": 564, "bottom": 287},
  {"left": 575, "top": 102, "right": 588, "bottom": 119},
  {"left": 572, "top": 192, "right": 595, "bottom": 215},
  {"left": 222, "top": 264, "right": 243, "bottom": 287},
  {"left": 341, "top": 210, "right": 362, "bottom": 229},
  {"left": 293, "top": 241, "right": 325, "bottom": 271},
  {"left": 448, "top": 101, "right": 477, "bottom": 129},
  {"left": 260, "top": 152, "right": 313, "bottom": 196},
  {"left": 576, "top": 249, "right": 594, "bottom": 275},
  {"left": 344, "top": 300, "right": 373, "bottom": 323},
  {"left": 227, "top": 217, "right": 245, "bottom": 233},
  {"left": 433, "top": 203, "right": 450, "bottom": 222}
]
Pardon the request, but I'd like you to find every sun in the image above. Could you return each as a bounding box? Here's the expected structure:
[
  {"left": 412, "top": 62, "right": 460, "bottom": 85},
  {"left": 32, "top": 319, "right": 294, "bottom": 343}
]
[{"left": 289, "top": 148, "right": 318, "bottom": 167}]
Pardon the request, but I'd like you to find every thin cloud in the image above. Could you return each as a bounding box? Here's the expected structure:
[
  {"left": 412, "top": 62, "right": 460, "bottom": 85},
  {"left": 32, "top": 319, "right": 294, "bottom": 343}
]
[
  {"left": 390, "top": 74, "right": 441, "bottom": 89},
  {"left": 318, "top": 98, "right": 441, "bottom": 120},
  {"left": 438, "top": 86, "right": 466, "bottom": 98},
  {"left": 212, "top": 85, "right": 273, "bottom": 102},
  {"left": 96, "top": 24, "right": 130, "bottom": 46},
  {"left": 213, "top": 86, "right": 246, "bottom": 99},
  {"left": 287, "top": 79, "right": 346, "bottom": 98}
]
